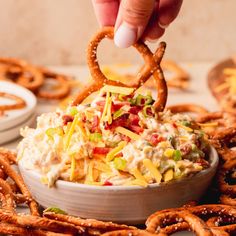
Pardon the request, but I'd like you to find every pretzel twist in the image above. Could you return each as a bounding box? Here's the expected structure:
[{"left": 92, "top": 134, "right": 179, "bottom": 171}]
[{"left": 72, "top": 27, "right": 167, "bottom": 112}]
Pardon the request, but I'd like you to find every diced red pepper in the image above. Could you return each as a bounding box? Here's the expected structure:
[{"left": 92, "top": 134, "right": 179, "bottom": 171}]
[
  {"left": 103, "top": 180, "right": 113, "bottom": 186},
  {"left": 149, "top": 134, "right": 164, "bottom": 146},
  {"left": 93, "top": 147, "right": 111, "bottom": 155}
]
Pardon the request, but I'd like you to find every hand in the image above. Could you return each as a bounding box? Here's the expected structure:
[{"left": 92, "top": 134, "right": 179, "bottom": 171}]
[{"left": 92, "top": 0, "right": 183, "bottom": 48}]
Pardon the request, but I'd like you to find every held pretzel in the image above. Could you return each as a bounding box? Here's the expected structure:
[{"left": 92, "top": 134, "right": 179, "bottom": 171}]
[{"left": 72, "top": 27, "right": 167, "bottom": 112}]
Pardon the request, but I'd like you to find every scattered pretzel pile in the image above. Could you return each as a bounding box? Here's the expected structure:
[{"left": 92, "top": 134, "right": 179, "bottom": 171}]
[
  {"left": 208, "top": 57, "right": 236, "bottom": 115},
  {"left": 0, "top": 58, "right": 73, "bottom": 100}
]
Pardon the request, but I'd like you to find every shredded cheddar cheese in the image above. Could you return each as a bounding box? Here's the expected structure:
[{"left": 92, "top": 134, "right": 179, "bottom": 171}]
[
  {"left": 163, "top": 169, "right": 174, "bottom": 182},
  {"left": 131, "top": 168, "right": 148, "bottom": 187},
  {"left": 143, "top": 159, "right": 162, "bottom": 183},
  {"left": 106, "top": 141, "right": 127, "bottom": 162},
  {"left": 115, "top": 127, "right": 141, "bottom": 141}
]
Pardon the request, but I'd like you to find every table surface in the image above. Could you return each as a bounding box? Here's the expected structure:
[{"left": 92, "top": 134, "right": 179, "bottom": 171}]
[{"left": 1, "top": 63, "right": 218, "bottom": 236}]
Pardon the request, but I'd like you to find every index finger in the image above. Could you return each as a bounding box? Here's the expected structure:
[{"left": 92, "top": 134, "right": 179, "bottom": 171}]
[{"left": 92, "top": 0, "right": 119, "bottom": 26}]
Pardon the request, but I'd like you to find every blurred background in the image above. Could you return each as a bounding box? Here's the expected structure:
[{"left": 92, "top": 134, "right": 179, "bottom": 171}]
[{"left": 0, "top": 0, "right": 235, "bottom": 65}]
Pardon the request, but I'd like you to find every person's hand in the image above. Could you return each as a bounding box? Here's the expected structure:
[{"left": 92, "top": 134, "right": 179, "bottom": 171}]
[{"left": 92, "top": 0, "right": 183, "bottom": 48}]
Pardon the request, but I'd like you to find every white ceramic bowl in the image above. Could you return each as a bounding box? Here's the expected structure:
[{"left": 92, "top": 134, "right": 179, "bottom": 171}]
[
  {"left": 0, "top": 114, "right": 36, "bottom": 145},
  {"left": 19, "top": 146, "right": 218, "bottom": 224},
  {"left": 0, "top": 81, "right": 37, "bottom": 131}
]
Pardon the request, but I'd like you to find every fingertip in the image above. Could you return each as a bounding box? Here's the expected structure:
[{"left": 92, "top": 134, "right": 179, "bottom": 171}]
[{"left": 114, "top": 23, "right": 137, "bottom": 48}]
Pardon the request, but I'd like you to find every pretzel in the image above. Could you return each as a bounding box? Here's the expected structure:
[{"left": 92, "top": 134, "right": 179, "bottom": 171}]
[
  {"left": 0, "top": 92, "right": 26, "bottom": 111},
  {"left": 0, "top": 179, "right": 15, "bottom": 212},
  {"left": 37, "top": 68, "right": 71, "bottom": 99},
  {"left": 72, "top": 27, "right": 167, "bottom": 112},
  {"left": 101, "top": 229, "right": 156, "bottom": 236},
  {"left": 43, "top": 212, "right": 136, "bottom": 232},
  {"left": 208, "top": 59, "right": 236, "bottom": 115},
  {"left": 167, "top": 103, "right": 209, "bottom": 115},
  {"left": 0, "top": 151, "right": 39, "bottom": 216},
  {"left": 145, "top": 59, "right": 190, "bottom": 90},
  {"left": 0, "top": 58, "right": 44, "bottom": 91},
  {"left": 0, "top": 209, "right": 80, "bottom": 235},
  {"left": 0, "top": 222, "right": 73, "bottom": 236},
  {"left": 146, "top": 210, "right": 213, "bottom": 236}
]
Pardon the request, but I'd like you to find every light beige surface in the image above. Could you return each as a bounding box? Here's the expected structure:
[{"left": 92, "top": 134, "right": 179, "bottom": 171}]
[{"left": 0, "top": 0, "right": 235, "bottom": 65}]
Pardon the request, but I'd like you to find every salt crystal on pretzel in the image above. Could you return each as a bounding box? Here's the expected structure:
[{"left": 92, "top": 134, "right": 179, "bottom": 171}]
[{"left": 72, "top": 27, "right": 167, "bottom": 112}]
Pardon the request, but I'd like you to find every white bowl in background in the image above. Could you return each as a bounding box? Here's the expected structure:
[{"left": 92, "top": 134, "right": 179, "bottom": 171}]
[
  {"left": 0, "top": 81, "right": 37, "bottom": 131},
  {"left": 19, "top": 146, "right": 219, "bottom": 225},
  {"left": 0, "top": 114, "right": 36, "bottom": 145}
]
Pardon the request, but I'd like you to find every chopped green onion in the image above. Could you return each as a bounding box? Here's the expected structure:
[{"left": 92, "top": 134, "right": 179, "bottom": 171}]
[
  {"left": 173, "top": 150, "right": 182, "bottom": 161},
  {"left": 128, "top": 98, "right": 136, "bottom": 105},
  {"left": 113, "top": 157, "right": 127, "bottom": 171},
  {"left": 89, "top": 133, "right": 102, "bottom": 142},
  {"left": 191, "top": 144, "right": 197, "bottom": 151},
  {"left": 135, "top": 94, "right": 154, "bottom": 106},
  {"left": 69, "top": 107, "right": 78, "bottom": 116},
  {"left": 142, "top": 105, "right": 154, "bottom": 117},
  {"left": 46, "top": 127, "right": 64, "bottom": 140},
  {"left": 113, "top": 109, "right": 124, "bottom": 120},
  {"left": 181, "top": 120, "right": 191, "bottom": 127},
  {"left": 44, "top": 207, "right": 68, "bottom": 215}
]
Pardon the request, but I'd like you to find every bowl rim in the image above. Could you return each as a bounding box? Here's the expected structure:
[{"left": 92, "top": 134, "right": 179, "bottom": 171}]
[{"left": 19, "top": 146, "right": 219, "bottom": 191}]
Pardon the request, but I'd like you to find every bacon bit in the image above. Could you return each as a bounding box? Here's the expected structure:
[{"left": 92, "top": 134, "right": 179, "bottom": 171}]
[
  {"left": 172, "top": 123, "right": 178, "bottom": 129},
  {"left": 93, "top": 147, "right": 111, "bottom": 155},
  {"left": 105, "top": 114, "right": 129, "bottom": 130},
  {"left": 129, "top": 125, "right": 144, "bottom": 134},
  {"left": 62, "top": 115, "right": 74, "bottom": 125},
  {"left": 111, "top": 102, "right": 130, "bottom": 112},
  {"left": 81, "top": 113, "right": 87, "bottom": 122},
  {"left": 129, "top": 106, "right": 142, "bottom": 115},
  {"left": 129, "top": 114, "right": 140, "bottom": 126},
  {"left": 96, "top": 100, "right": 106, "bottom": 106},
  {"left": 91, "top": 115, "right": 100, "bottom": 132},
  {"left": 115, "top": 152, "right": 123, "bottom": 157},
  {"left": 120, "top": 134, "right": 131, "bottom": 143},
  {"left": 196, "top": 159, "right": 210, "bottom": 168},
  {"left": 149, "top": 134, "right": 164, "bottom": 146},
  {"left": 103, "top": 180, "right": 113, "bottom": 186}
]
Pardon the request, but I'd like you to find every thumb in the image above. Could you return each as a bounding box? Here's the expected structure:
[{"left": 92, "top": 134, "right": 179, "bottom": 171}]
[{"left": 114, "top": 0, "right": 155, "bottom": 48}]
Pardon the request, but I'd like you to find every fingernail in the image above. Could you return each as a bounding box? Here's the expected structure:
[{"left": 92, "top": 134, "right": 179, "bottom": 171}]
[
  {"left": 158, "top": 22, "right": 169, "bottom": 29},
  {"left": 114, "top": 23, "right": 137, "bottom": 48}
]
